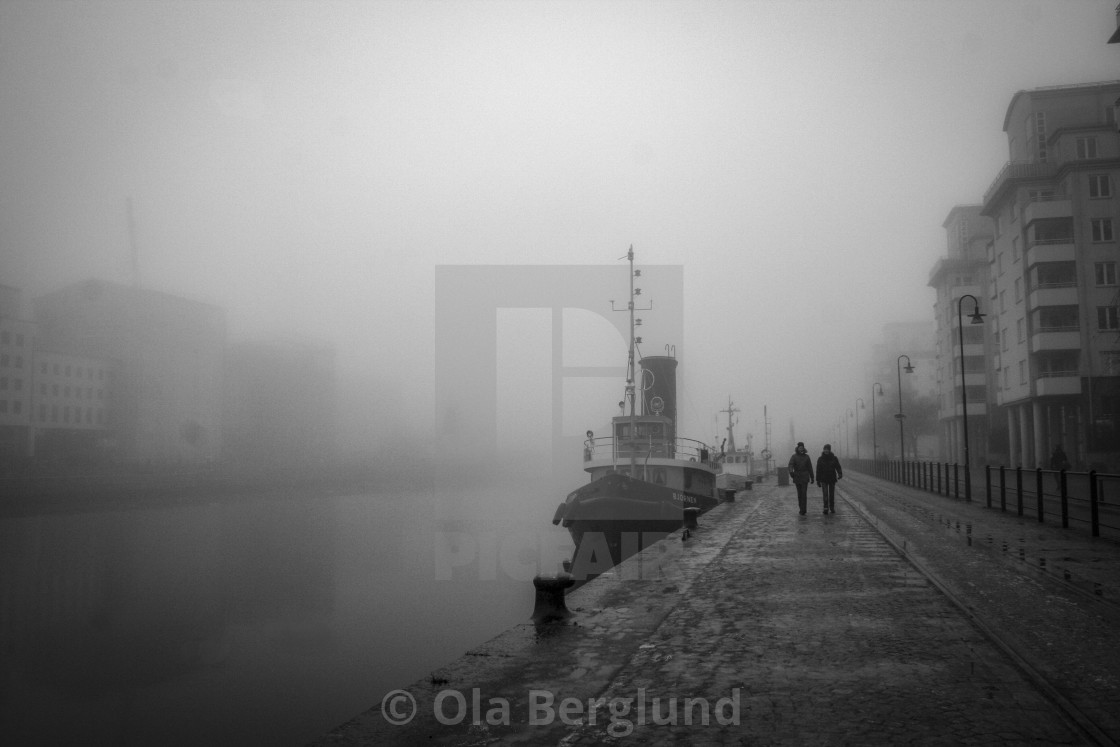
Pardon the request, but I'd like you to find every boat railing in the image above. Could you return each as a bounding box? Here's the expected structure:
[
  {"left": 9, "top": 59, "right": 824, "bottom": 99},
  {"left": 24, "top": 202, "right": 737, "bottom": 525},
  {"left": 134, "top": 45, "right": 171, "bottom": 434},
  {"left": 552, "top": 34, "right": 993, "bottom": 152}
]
[{"left": 583, "top": 436, "right": 716, "bottom": 465}]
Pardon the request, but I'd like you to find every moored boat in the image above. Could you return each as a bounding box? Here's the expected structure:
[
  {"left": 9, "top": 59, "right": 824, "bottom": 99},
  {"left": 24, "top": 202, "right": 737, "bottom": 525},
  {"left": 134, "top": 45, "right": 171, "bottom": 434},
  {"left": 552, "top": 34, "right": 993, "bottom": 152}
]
[
  {"left": 551, "top": 249, "right": 719, "bottom": 578},
  {"left": 715, "top": 396, "right": 754, "bottom": 491}
]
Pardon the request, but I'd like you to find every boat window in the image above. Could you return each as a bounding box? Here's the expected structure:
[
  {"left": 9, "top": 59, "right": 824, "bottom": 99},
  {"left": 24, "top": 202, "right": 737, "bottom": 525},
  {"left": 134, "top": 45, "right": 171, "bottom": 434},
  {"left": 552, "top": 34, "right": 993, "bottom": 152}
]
[
  {"left": 616, "top": 423, "right": 630, "bottom": 438},
  {"left": 653, "top": 468, "right": 667, "bottom": 485},
  {"left": 636, "top": 422, "right": 664, "bottom": 438}
]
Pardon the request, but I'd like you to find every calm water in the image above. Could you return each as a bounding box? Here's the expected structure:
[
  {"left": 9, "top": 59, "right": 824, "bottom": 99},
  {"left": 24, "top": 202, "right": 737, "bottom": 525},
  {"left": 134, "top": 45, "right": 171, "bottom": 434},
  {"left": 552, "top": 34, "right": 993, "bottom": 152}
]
[{"left": 0, "top": 485, "right": 572, "bottom": 745}]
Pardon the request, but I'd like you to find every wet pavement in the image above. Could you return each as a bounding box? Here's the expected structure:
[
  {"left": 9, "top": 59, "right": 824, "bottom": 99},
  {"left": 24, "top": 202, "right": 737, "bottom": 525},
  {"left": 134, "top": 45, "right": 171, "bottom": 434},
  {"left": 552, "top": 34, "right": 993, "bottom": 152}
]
[{"left": 313, "top": 471, "right": 1120, "bottom": 746}]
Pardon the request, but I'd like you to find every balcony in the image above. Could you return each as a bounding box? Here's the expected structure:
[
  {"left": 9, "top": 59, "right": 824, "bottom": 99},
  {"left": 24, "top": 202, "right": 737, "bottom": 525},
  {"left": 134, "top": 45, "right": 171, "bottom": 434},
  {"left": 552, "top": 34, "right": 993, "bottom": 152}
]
[
  {"left": 1029, "top": 285, "right": 1080, "bottom": 308},
  {"left": 1035, "top": 374, "right": 1081, "bottom": 396},
  {"left": 1031, "top": 329, "right": 1081, "bottom": 351},
  {"left": 982, "top": 160, "right": 1058, "bottom": 210},
  {"left": 1026, "top": 240, "right": 1076, "bottom": 267},
  {"left": 951, "top": 402, "right": 987, "bottom": 417},
  {"left": 1023, "top": 197, "right": 1072, "bottom": 226}
]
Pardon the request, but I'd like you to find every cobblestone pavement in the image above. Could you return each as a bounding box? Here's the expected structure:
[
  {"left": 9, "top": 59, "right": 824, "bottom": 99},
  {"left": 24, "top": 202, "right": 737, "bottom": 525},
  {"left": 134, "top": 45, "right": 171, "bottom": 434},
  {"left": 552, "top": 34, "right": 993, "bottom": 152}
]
[
  {"left": 315, "top": 478, "right": 1119, "bottom": 746},
  {"left": 839, "top": 472, "right": 1120, "bottom": 745}
]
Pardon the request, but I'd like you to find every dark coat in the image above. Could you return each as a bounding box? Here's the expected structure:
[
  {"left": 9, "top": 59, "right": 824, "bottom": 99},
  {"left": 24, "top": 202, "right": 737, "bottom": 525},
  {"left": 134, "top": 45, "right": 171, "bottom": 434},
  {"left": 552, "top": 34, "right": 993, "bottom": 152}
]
[
  {"left": 816, "top": 452, "right": 843, "bottom": 483},
  {"left": 788, "top": 451, "right": 815, "bottom": 484}
]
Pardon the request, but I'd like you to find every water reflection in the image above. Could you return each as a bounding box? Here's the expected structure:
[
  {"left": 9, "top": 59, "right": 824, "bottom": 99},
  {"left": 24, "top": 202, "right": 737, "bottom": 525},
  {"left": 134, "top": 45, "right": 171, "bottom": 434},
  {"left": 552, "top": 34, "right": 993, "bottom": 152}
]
[{"left": 0, "top": 488, "right": 571, "bottom": 745}]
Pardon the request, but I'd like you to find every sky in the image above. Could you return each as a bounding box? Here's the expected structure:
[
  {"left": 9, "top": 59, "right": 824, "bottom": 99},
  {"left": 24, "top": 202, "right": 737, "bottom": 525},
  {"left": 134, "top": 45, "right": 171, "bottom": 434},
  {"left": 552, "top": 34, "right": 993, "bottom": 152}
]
[{"left": 2, "top": 0, "right": 1119, "bottom": 462}]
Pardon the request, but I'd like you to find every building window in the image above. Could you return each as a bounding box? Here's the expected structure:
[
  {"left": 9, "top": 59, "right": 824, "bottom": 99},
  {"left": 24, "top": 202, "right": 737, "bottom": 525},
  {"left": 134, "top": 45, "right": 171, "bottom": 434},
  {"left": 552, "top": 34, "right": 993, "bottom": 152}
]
[
  {"left": 1000, "top": 290, "right": 1006, "bottom": 313},
  {"left": 1076, "top": 136, "right": 1099, "bottom": 159},
  {"left": 1090, "top": 175, "right": 1111, "bottom": 198},
  {"left": 1017, "top": 318, "right": 1025, "bottom": 342},
  {"left": 1098, "top": 306, "right": 1120, "bottom": 331},
  {"left": 1019, "top": 360, "right": 1027, "bottom": 384},
  {"left": 1002, "top": 327, "right": 1009, "bottom": 351},
  {"left": 1014, "top": 277, "right": 1022, "bottom": 302},
  {"left": 1012, "top": 237, "right": 1020, "bottom": 262},
  {"left": 1092, "top": 218, "right": 1114, "bottom": 242},
  {"left": 1103, "top": 351, "right": 1120, "bottom": 375},
  {"left": 1097, "top": 262, "right": 1118, "bottom": 286}
]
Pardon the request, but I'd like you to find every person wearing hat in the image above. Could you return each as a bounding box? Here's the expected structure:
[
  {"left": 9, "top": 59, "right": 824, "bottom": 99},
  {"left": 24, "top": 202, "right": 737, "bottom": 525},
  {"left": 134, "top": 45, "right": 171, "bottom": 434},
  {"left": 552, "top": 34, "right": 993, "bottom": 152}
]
[
  {"left": 816, "top": 444, "right": 843, "bottom": 514},
  {"left": 787, "top": 442, "right": 815, "bottom": 515}
]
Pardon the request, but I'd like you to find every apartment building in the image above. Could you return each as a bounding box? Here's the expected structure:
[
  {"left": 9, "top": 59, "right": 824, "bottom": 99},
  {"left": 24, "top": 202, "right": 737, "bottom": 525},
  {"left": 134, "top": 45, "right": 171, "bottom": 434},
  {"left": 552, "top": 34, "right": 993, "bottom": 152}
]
[
  {"left": 928, "top": 205, "right": 994, "bottom": 464},
  {"left": 0, "top": 285, "right": 34, "bottom": 463},
  {"left": 33, "top": 279, "right": 226, "bottom": 464},
  {"left": 979, "top": 80, "right": 1120, "bottom": 469}
]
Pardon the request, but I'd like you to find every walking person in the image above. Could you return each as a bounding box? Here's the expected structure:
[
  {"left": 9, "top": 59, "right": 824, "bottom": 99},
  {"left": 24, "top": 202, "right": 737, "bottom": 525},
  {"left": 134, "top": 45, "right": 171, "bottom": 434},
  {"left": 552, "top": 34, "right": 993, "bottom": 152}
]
[
  {"left": 1049, "top": 443, "right": 1070, "bottom": 490},
  {"left": 816, "top": 444, "right": 843, "bottom": 514},
  {"left": 787, "top": 442, "right": 815, "bottom": 516}
]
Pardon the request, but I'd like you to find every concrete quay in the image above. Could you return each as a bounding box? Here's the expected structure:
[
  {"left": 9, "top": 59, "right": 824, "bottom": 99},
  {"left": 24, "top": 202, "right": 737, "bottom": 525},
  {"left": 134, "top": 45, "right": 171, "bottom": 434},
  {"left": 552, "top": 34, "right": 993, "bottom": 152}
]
[{"left": 313, "top": 472, "right": 1120, "bottom": 746}]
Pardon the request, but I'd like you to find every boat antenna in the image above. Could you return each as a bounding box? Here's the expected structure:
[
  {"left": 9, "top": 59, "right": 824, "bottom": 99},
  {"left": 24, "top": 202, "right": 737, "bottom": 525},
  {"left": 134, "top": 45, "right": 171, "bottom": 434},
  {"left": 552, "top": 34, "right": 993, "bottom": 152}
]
[{"left": 611, "top": 246, "right": 652, "bottom": 475}]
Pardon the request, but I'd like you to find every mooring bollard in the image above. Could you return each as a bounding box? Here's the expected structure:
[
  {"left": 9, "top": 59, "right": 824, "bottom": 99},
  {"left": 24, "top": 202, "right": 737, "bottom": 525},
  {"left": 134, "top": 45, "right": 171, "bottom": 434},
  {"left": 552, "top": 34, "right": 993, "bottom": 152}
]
[
  {"left": 720, "top": 488, "right": 736, "bottom": 502},
  {"left": 683, "top": 506, "right": 700, "bottom": 530},
  {"left": 531, "top": 573, "right": 575, "bottom": 624}
]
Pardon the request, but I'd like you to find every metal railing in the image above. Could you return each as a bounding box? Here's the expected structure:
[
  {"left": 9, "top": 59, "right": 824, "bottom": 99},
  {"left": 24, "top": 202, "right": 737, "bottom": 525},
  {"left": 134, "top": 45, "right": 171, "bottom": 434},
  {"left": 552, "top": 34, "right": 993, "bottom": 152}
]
[
  {"left": 583, "top": 436, "right": 715, "bottom": 464},
  {"left": 849, "top": 458, "right": 1120, "bottom": 541}
]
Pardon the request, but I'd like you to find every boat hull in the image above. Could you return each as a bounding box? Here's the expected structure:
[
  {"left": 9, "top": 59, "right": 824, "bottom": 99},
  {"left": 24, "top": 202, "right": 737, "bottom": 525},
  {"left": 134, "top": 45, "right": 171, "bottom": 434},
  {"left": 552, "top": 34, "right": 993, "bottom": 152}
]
[{"left": 552, "top": 472, "right": 718, "bottom": 578}]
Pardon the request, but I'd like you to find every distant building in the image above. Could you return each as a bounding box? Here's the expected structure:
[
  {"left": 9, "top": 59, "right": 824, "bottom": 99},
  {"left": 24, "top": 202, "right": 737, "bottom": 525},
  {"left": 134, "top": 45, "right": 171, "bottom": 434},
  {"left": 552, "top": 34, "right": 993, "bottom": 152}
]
[
  {"left": 979, "top": 80, "right": 1120, "bottom": 469},
  {"left": 223, "top": 338, "right": 336, "bottom": 466},
  {"left": 33, "top": 279, "right": 226, "bottom": 463},
  {"left": 30, "top": 349, "right": 116, "bottom": 464},
  {"left": 0, "top": 285, "right": 35, "bottom": 463},
  {"left": 867, "top": 321, "right": 938, "bottom": 459},
  {"left": 928, "top": 205, "right": 995, "bottom": 463}
]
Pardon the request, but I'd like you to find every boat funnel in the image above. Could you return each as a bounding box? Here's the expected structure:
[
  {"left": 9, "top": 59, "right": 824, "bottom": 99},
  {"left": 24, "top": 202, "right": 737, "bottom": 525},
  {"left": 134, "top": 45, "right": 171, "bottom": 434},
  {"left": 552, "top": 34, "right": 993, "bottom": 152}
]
[{"left": 639, "top": 355, "right": 677, "bottom": 427}]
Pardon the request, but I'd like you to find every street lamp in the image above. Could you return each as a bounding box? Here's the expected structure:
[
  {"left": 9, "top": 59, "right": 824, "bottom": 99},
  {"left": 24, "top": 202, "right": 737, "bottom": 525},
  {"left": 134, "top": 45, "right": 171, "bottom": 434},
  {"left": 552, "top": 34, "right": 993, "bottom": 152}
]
[
  {"left": 855, "top": 398, "right": 865, "bottom": 461},
  {"left": 957, "top": 294, "right": 985, "bottom": 501},
  {"left": 896, "top": 354, "right": 914, "bottom": 462},
  {"left": 846, "top": 409, "right": 853, "bottom": 457},
  {"left": 871, "top": 383, "right": 884, "bottom": 459}
]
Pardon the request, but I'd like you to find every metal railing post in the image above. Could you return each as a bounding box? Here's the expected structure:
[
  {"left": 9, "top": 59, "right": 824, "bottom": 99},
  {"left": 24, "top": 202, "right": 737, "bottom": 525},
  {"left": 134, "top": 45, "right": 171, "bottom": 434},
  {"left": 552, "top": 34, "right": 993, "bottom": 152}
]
[
  {"left": 1035, "top": 467, "right": 1044, "bottom": 523},
  {"left": 1016, "top": 466, "right": 1023, "bottom": 517},
  {"left": 985, "top": 465, "right": 992, "bottom": 508},
  {"left": 999, "top": 466, "right": 1006, "bottom": 512},
  {"left": 954, "top": 462, "right": 960, "bottom": 500},
  {"left": 936, "top": 462, "right": 942, "bottom": 495},
  {"left": 1060, "top": 469, "right": 1068, "bottom": 528},
  {"left": 1090, "top": 470, "right": 1100, "bottom": 538}
]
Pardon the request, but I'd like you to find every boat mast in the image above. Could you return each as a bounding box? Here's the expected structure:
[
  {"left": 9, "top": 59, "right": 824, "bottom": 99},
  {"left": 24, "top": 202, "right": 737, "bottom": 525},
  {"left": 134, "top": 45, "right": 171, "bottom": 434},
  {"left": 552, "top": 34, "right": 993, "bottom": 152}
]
[
  {"left": 612, "top": 246, "right": 651, "bottom": 477},
  {"left": 721, "top": 396, "right": 739, "bottom": 453},
  {"left": 626, "top": 247, "right": 637, "bottom": 475}
]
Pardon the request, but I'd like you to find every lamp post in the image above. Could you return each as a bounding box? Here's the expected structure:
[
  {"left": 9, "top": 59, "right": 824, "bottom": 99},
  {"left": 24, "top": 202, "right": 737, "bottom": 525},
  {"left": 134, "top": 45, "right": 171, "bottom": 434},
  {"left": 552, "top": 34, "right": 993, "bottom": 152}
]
[
  {"left": 957, "top": 294, "right": 985, "bottom": 501},
  {"left": 855, "top": 398, "right": 865, "bottom": 461},
  {"left": 896, "top": 355, "right": 914, "bottom": 462},
  {"left": 871, "top": 383, "right": 884, "bottom": 459},
  {"left": 845, "top": 409, "right": 853, "bottom": 457}
]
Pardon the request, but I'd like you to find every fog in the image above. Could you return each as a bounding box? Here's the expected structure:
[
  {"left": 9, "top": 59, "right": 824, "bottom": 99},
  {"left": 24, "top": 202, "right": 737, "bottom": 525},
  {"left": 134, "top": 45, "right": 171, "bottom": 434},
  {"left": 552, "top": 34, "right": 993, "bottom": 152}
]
[{"left": 3, "top": 0, "right": 1119, "bottom": 459}]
